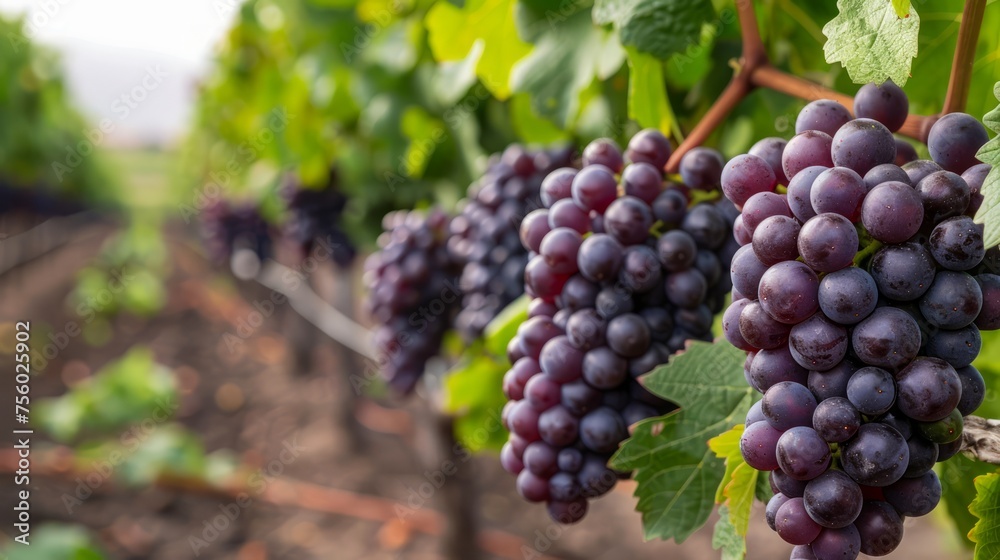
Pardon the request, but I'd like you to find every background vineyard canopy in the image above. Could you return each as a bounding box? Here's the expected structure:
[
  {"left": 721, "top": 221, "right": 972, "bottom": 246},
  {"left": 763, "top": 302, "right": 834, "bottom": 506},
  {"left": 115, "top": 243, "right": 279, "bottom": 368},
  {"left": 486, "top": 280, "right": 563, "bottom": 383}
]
[{"left": 172, "top": 0, "right": 984, "bottom": 242}]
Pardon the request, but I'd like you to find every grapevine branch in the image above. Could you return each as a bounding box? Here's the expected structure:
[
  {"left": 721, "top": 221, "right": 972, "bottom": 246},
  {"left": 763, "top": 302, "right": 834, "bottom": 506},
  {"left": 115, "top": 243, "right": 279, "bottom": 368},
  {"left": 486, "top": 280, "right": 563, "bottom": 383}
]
[
  {"left": 942, "top": 0, "right": 987, "bottom": 115},
  {"left": 962, "top": 416, "right": 1000, "bottom": 465},
  {"left": 665, "top": 0, "right": 986, "bottom": 171},
  {"left": 254, "top": 258, "right": 377, "bottom": 361}
]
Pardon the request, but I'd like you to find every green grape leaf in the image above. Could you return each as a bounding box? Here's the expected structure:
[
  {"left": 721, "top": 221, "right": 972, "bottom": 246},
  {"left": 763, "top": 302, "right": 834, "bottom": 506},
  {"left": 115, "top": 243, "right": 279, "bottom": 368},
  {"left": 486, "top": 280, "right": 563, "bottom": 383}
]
[
  {"left": 443, "top": 355, "right": 508, "bottom": 452},
  {"left": 1, "top": 524, "right": 107, "bottom": 560},
  {"left": 974, "top": 82, "right": 1000, "bottom": 248},
  {"left": 941, "top": 453, "right": 999, "bottom": 550},
  {"left": 708, "top": 426, "right": 743, "bottom": 504},
  {"left": 484, "top": 294, "right": 529, "bottom": 357},
  {"left": 593, "top": 0, "right": 715, "bottom": 61},
  {"left": 822, "top": 0, "right": 920, "bottom": 86},
  {"left": 969, "top": 470, "right": 1000, "bottom": 558},
  {"left": 625, "top": 48, "right": 675, "bottom": 135},
  {"left": 610, "top": 341, "right": 754, "bottom": 542},
  {"left": 511, "top": 9, "right": 625, "bottom": 128},
  {"left": 425, "top": 0, "right": 531, "bottom": 99},
  {"left": 709, "top": 424, "right": 759, "bottom": 537},
  {"left": 890, "top": 0, "right": 911, "bottom": 19},
  {"left": 712, "top": 506, "right": 747, "bottom": 560}
]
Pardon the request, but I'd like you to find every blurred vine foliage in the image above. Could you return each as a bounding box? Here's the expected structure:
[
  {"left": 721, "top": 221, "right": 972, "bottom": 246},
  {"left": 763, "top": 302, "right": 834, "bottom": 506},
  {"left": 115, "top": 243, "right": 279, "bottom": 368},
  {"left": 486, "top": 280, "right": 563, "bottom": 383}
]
[
  {"left": 0, "top": 15, "right": 118, "bottom": 206},
  {"left": 186, "top": 0, "right": 999, "bottom": 246}
]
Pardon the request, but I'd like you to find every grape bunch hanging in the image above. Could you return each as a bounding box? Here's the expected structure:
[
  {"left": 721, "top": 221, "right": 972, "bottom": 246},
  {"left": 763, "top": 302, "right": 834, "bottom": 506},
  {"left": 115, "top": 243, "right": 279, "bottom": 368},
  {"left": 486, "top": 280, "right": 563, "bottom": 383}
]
[
  {"left": 364, "top": 208, "right": 463, "bottom": 394},
  {"left": 723, "top": 82, "right": 1000, "bottom": 560},
  {"left": 280, "top": 169, "right": 357, "bottom": 268},
  {"left": 499, "top": 130, "right": 740, "bottom": 524},
  {"left": 364, "top": 145, "right": 575, "bottom": 394},
  {"left": 200, "top": 199, "right": 274, "bottom": 266},
  {"left": 448, "top": 145, "right": 575, "bottom": 341}
]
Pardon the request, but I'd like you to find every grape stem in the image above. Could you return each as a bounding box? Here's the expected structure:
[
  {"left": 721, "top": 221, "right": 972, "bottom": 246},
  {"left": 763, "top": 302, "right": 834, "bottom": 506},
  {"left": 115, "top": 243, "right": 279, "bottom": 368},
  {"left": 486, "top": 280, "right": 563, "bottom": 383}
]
[
  {"left": 942, "top": 0, "right": 987, "bottom": 116},
  {"left": 665, "top": 0, "right": 956, "bottom": 172},
  {"left": 962, "top": 415, "right": 1000, "bottom": 465}
]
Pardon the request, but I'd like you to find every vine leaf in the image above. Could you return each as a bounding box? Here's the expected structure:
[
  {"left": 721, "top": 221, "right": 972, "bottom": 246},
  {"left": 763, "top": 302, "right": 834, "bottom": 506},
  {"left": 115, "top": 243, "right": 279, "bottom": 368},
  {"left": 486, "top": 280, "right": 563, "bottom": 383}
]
[
  {"left": 941, "top": 454, "right": 998, "bottom": 550},
  {"left": 708, "top": 425, "right": 760, "bottom": 537},
  {"left": 511, "top": 9, "right": 624, "bottom": 129},
  {"left": 890, "top": 0, "right": 911, "bottom": 19},
  {"left": 974, "top": 82, "right": 1000, "bottom": 248},
  {"left": 592, "top": 0, "right": 715, "bottom": 61},
  {"left": 425, "top": 0, "right": 531, "bottom": 99},
  {"left": 968, "top": 469, "right": 1000, "bottom": 559},
  {"left": 442, "top": 297, "right": 527, "bottom": 452},
  {"left": 822, "top": 0, "right": 919, "bottom": 86},
  {"left": 712, "top": 506, "right": 747, "bottom": 560},
  {"left": 443, "top": 355, "right": 508, "bottom": 452},
  {"left": 484, "top": 295, "right": 528, "bottom": 357},
  {"left": 625, "top": 48, "right": 676, "bottom": 137},
  {"left": 610, "top": 341, "right": 753, "bottom": 542}
]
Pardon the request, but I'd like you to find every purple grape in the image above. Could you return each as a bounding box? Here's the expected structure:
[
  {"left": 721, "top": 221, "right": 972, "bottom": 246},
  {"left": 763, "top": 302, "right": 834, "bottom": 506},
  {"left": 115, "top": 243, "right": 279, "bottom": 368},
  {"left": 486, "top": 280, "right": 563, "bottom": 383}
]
[
  {"left": 722, "top": 154, "right": 777, "bottom": 207},
  {"left": 853, "top": 80, "right": 908, "bottom": 132},
  {"left": 797, "top": 213, "right": 859, "bottom": 273},
  {"left": 927, "top": 112, "right": 989, "bottom": 173},
  {"left": 840, "top": 423, "right": 909, "bottom": 487},
  {"left": 783, "top": 130, "right": 834, "bottom": 181}
]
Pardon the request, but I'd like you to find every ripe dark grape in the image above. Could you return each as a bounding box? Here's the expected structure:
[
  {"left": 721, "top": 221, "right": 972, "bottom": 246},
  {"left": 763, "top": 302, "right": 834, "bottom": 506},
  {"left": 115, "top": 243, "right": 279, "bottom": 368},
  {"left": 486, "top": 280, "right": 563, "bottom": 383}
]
[
  {"left": 916, "top": 170, "right": 972, "bottom": 223},
  {"left": 776, "top": 427, "right": 831, "bottom": 481},
  {"left": 776, "top": 497, "right": 824, "bottom": 545},
  {"left": 918, "top": 270, "right": 983, "bottom": 329},
  {"left": 861, "top": 181, "right": 924, "bottom": 243},
  {"left": 802, "top": 470, "right": 863, "bottom": 528},
  {"left": 895, "top": 357, "right": 962, "bottom": 422},
  {"left": 783, "top": 131, "right": 834, "bottom": 181},
  {"left": 572, "top": 165, "right": 619, "bottom": 213},
  {"left": 863, "top": 163, "right": 911, "bottom": 190},
  {"left": 582, "top": 138, "right": 624, "bottom": 173},
  {"left": 853, "top": 80, "right": 908, "bottom": 132},
  {"left": 797, "top": 213, "right": 858, "bottom": 273},
  {"left": 882, "top": 471, "right": 941, "bottom": 516},
  {"left": 722, "top": 154, "right": 777, "bottom": 207},
  {"left": 850, "top": 307, "right": 921, "bottom": 370},
  {"left": 810, "top": 167, "right": 866, "bottom": 221},
  {"left": 927, "top": 112, "right": 989, "bottom": 173},
  {"left": 749, "top": 137, "right": 790, "bottom": 186},
  {"left": 831, "top": 118, "right": 896, "bottom": 176},
  {"left": 846, "top": 366, "right": 896, "bottom": 416},
  {"left": 928, "top": 216, "right": 985, "bottom": 271},
  {"left": 679, "top": 147, "right": 725, "bottom": 190},
  {"left": 795, "top": 99, "right": 853, "bottom": 136},
  {"left": 762, "top": 381, "right": 818, "bottom": 431},
  {"left": 787, "top": 166, "right": 826, "bottom": 222},
  {"left": 625, "top": 128, "right": 672, "bottom": 169},
  {"left": 812, "top": 397, "right": 860, "bottom": 443},
  {"left": 817, "top": 267, "right": 878, "bottom": 325}
]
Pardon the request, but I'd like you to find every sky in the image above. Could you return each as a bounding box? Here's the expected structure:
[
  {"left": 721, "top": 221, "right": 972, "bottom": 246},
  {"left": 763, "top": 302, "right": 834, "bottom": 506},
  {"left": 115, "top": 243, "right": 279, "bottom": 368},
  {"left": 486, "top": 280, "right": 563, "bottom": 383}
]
[{"left": 0, "top": 0, "right": 240, "bottom": 146}]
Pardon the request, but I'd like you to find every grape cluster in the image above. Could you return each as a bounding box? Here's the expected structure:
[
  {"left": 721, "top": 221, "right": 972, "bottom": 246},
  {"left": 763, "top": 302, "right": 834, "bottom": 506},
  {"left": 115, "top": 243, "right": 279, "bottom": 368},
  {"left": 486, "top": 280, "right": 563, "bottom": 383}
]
[
  {"left": 500, "top": 131, "right": 740, "bottom": 524},
  {"left": 200, "top": 199, "right": 274, "bottom": 265},
  {"left": 364, "top": 208, "right": 464, "bottom": 394},
  {"left": 724, "top": 81, "right": 999, "bottom": 560},
  {"left": 448, "top": 145, "right": 575, "bottom": 341},
  {"left": 280, "top": 170, "right": 356, "bottom": 267},
  {"left": 0, "top": 180, "right": 85, "bottom": 218}
]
